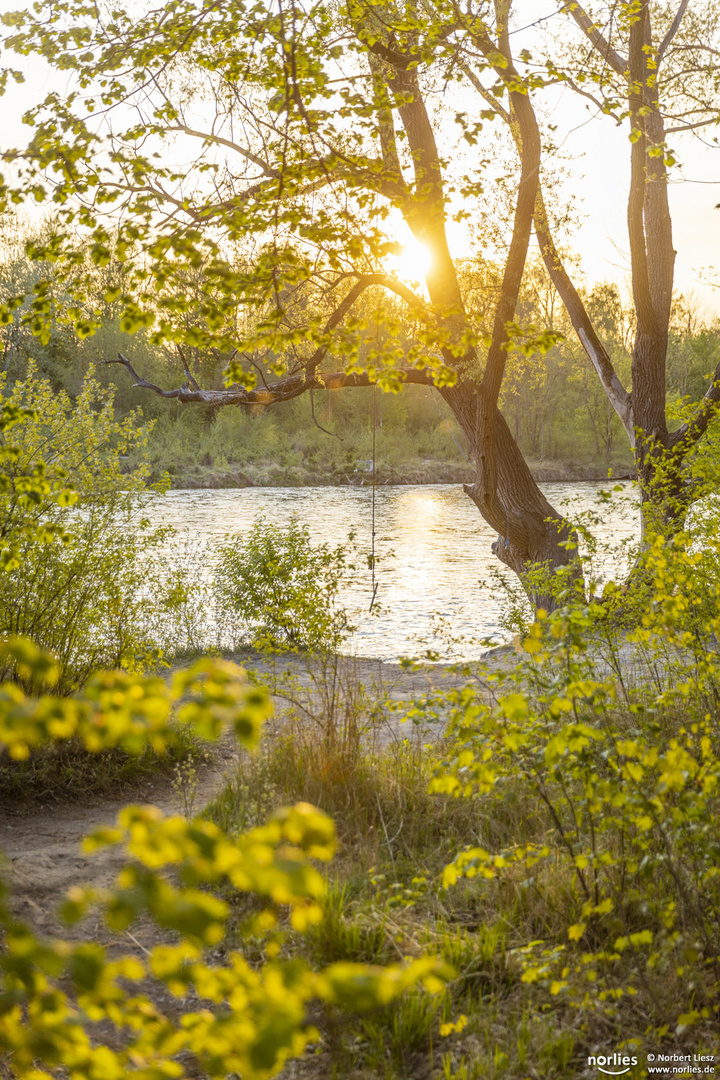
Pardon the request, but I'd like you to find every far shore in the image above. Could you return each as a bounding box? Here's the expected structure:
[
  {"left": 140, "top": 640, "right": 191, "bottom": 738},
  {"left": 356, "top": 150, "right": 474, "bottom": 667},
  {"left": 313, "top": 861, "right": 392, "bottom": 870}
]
[{"left": 164, "top": 457, "right": 637, "bottom": 490}]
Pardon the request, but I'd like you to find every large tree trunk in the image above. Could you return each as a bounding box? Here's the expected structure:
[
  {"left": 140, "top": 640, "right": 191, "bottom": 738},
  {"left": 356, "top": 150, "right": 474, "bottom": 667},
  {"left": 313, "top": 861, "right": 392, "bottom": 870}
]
[{"left": 443, "top": 381, "right": 578, "bottom": 608}]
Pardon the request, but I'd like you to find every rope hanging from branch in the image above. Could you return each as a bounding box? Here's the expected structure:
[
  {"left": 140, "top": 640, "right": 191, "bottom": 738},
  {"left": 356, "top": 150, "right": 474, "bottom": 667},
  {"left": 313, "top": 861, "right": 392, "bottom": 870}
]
[{"left": 369, "top": 382, "right": 379, "bottom": 612}]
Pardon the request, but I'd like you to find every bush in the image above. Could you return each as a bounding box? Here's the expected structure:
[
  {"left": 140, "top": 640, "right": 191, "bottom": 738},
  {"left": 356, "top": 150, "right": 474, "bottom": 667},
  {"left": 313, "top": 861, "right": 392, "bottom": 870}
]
[
  {"left": 433, "top": 532, "right": 720, "bottom": 1046},
  {"left": 215, "top": 515, "right": 354, "bottom": 652},
  {"left": 0, "top": 367, "right": 189, "bottom": 693},
  {"left": 0, "top": 640, "right": 449, "bottom": 1080}
]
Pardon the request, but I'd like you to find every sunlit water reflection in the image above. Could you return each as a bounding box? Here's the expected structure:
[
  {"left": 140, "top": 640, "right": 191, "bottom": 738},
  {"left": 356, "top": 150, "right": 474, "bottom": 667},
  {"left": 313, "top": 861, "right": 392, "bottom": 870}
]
[{"left": 145, "top": 482, "right": 640, "bottom": 660}]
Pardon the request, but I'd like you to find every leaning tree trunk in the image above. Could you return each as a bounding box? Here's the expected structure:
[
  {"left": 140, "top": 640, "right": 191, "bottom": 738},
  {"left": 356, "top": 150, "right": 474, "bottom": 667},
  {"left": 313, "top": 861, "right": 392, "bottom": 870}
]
[{"left": 443, "top": 380, "right": 580, "bottom": 610}]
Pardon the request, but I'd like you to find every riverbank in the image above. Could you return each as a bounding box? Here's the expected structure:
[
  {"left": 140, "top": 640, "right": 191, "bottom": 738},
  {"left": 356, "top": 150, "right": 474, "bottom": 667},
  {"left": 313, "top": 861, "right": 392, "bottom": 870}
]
[{"left": 166, "top": 456, "right": 636, "bottom": 489}]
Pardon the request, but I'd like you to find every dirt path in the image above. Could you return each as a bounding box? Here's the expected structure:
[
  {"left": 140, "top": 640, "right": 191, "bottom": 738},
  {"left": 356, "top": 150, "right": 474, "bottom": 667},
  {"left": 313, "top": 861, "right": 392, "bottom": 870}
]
[
  {"left": 0, "top": 651, "right": 486, "bottom": 940},
  {"left": 0, "top": 728, "right": 241, "bottom": 940}
]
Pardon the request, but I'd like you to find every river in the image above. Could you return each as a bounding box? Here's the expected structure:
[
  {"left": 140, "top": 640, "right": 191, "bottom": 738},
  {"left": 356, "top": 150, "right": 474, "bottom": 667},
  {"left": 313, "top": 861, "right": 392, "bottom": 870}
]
[{"left": 147, "top": 481, "right": 641, "bottom": 661}]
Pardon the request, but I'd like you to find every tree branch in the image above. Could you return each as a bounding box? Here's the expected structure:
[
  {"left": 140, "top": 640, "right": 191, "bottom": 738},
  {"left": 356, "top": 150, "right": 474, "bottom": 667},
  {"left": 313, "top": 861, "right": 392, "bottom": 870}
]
[
  {"left": 364, "top": 38, "right": 411, "bottom": 71},
  {"left": 378, "top": 66, "right": 467, "bottom": 321},
  {"left": 468, "top": 19, "right": 633, "bottom": 441},
  {"left": 106, "top": 272, "right": 431, "bottom": 406},
  {"left": 309, "top": 388, "right": 342, "bottom": 439},
  {"left": 559, "top": 0, "right": 627, "bottom": 75},
  {"left": 478, "top": 83, "right": 540, "bottom": 411},
  {"left": 627, "top": 2, "right": 659, "bottom": 339},
  {"left": 667, "top": 357, "right": 720, "bottom": 452},
  {"left": 368, "top": 51, "right": 407, "bottom": 194},
  {"left": 458, "top": 3, "right": 542, "bottom": 524},
  {"left": 302, "top": 272, "right": 428, "bottom": 378},
  {"left": 666, "top": 116, "right": 720, "bottom": 134},
  {"left": 535, "top": 191, "right": 634, "bottom": 441},
  {"left": 176, "top": 344, "right": 201, "bottom": 390},
  {"left": 105, "top": 353, "right": 437, "bottom": 405},
  {"left": 658, "top": 0, "right": 690, "bottom": 58},
  {"left": 165, "top": 124, "right": 280, "bottom": 178},
  {"left": 460, "top": 58, "right": 511, "bottom": 124}
]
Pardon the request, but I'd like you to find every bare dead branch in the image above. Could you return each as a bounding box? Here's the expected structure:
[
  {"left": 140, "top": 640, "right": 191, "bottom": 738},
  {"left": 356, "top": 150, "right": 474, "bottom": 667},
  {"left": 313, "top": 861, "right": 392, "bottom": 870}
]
[{"left": 104, "top": 352, "right": 437, "bottom": 405}]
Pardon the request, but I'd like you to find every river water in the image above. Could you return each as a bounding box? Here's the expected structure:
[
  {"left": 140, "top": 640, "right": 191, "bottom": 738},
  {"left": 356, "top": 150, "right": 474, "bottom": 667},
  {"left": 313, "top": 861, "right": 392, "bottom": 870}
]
[{"left": 147, "top": 482, "right": 641, "bottom": 661}]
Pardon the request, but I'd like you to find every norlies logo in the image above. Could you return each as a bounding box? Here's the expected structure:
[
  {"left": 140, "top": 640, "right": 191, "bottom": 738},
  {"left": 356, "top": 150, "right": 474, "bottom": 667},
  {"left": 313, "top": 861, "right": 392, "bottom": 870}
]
[{"left": 588, "top": 1053, "right": 639, "bottom": 1076}]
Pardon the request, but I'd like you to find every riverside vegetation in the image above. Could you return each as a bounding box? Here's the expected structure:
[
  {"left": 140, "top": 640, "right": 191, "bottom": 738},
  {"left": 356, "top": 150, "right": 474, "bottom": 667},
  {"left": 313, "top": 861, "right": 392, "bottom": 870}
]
[
  {"left": 2, "top": 0, "right": 720, "bottom": 1070},
  {"left": 0, "top": 366, "right": 450, "bottom": 1080},
  {"left": 1, "top": 372, "right": 720, "bottom": 1078}
]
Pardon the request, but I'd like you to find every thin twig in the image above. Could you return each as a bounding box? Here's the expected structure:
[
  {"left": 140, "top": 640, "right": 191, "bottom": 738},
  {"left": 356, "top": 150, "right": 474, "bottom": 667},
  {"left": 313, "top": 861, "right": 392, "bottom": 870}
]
[
  {"left": 126, "top": 930, "right": 151, "bottom": 956},
  {"left": 176, "top": 344, "right": 201, "bottom": 391},
  {"left": 310, "top": 388, "right": 342, "bottom": 439}
]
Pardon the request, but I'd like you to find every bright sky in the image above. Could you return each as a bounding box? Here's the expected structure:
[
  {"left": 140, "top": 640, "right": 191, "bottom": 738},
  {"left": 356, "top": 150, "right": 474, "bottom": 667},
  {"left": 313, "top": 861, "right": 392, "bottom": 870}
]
[
  {"left": 537, "top": 82, "right": 720, "bottom": 317},
  {"left": 509, "top": 0, "right": 720, "bottom": 316},
  {"left": 1, "top": 1, "right": 719, "bottom": 316}
]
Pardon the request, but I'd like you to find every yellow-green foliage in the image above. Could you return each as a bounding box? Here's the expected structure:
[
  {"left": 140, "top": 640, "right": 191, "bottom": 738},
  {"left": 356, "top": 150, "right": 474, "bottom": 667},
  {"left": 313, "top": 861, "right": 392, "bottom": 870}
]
[
  {"left": 432, "top": 528, "right": 720, "bottom": 1041},
  {"left": 0, "top": 638, "right": 271, "bottom": 760},
  {"left": 215, "top": 516, "right": 354, "bottom": 653},
  {"left": 0, "top": 368, "right": 185, "bottom": 692},
  {"left": 0, "top": 395, "right": 77, "bottom": 571}
]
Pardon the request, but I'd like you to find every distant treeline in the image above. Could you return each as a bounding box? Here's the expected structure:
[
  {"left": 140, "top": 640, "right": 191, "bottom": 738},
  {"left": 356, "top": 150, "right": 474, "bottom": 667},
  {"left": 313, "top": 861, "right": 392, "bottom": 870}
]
[{"left": 2, "top": 219, "right": 718, "bottom": 485}]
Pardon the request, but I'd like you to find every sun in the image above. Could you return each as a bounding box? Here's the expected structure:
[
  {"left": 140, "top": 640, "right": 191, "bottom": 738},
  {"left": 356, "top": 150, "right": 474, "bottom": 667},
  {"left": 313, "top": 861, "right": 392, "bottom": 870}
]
[{"left": 384, "top": 236, "right": 433, "bottom": 284}]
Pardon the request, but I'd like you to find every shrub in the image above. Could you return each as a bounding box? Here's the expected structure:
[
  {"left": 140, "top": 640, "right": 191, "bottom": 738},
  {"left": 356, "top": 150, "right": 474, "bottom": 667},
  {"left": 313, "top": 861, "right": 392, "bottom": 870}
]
[
  {"left": 0, "top": 368, "right": 190, "bottom": 692},
  {"left": 0, "top": 639, "right": 449, "bottom": 1080},
  {"left": 215, "top": 515, "right": 354, "bottom": 652},
  {"left": 433, "top": 533, "right": 720, "bottom": 1045}
]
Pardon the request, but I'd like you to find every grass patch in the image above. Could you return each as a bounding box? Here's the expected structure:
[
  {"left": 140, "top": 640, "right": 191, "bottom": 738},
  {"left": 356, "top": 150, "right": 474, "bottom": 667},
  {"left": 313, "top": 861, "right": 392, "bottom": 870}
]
[
  {"left": 205, "top": 726, "right": 583, "bottom": 1079},
  {"left": 207, "top": 725, "right": 481, "bottom": 882},
  {"left": 0, "top": 723, "right": 208, "bottom": 808}
]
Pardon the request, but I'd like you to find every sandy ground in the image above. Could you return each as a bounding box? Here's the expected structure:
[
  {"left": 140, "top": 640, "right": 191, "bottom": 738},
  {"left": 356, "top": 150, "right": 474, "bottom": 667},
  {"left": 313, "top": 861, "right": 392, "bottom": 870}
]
[{"left": 0, "top": 723, "right": 237, "bottom": 940}]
